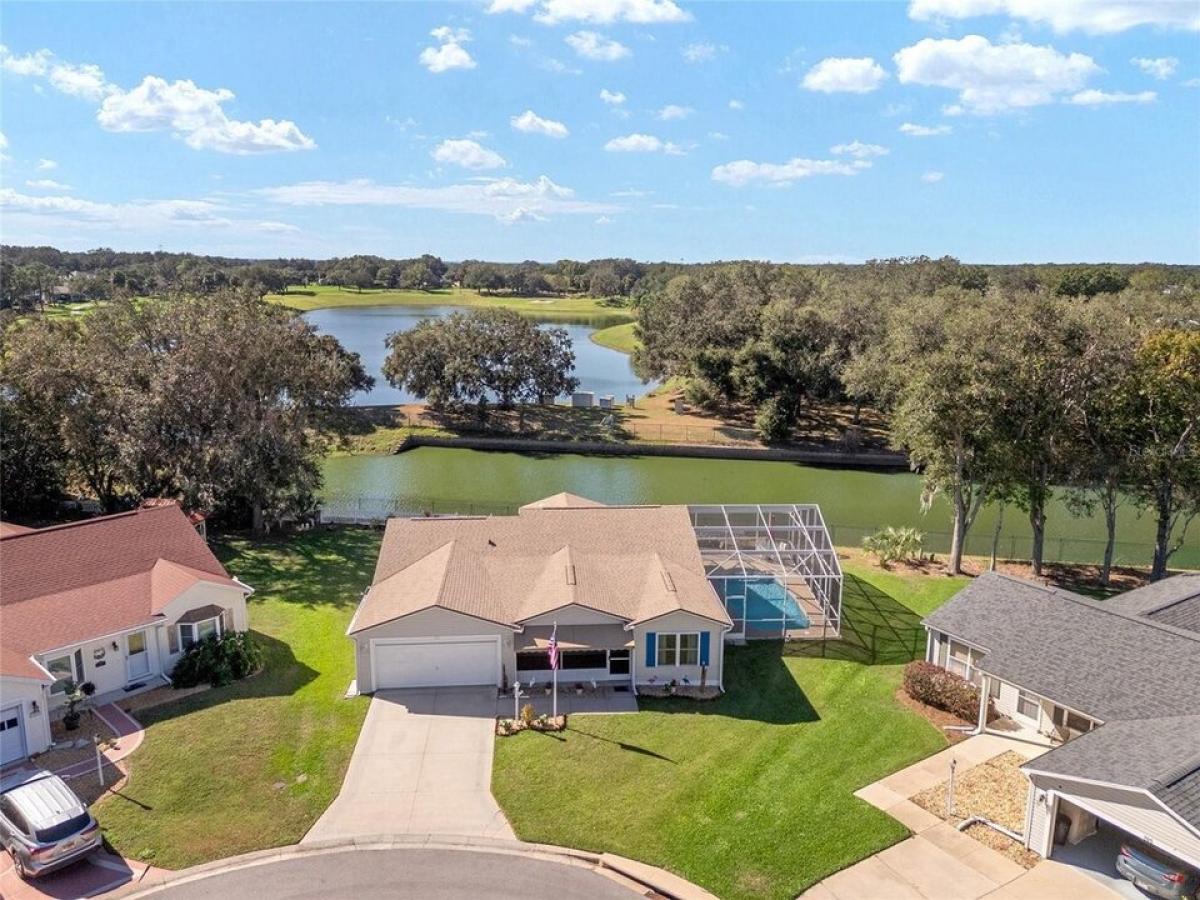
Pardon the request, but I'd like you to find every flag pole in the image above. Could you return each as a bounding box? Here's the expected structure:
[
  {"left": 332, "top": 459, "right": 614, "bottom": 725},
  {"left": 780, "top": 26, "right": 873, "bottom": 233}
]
[{"left": 552, "top": 621, "right": 558, "bottom": 722}]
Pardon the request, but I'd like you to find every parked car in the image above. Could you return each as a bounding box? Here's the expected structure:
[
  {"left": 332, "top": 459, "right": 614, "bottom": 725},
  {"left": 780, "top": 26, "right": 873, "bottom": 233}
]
[
  {"left": 0, "top": 769, "right": 102, "bottom": 878},
  {"left": 1116, "top": 840, "right": 1200, "bottom": 900}
]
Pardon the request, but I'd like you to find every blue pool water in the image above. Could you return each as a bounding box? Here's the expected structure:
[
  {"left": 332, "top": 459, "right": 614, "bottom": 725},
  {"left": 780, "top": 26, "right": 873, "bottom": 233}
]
[{"left": 712, "top": 577, "right": 810, "bottom": 630}]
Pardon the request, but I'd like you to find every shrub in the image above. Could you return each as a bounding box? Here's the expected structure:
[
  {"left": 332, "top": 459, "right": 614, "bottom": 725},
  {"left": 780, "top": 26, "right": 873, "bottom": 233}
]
[
  {"left": 903, "top": 660, "right": 982, "bottom": 722},
  {"left": 520, "top": 703, "right": 536, "bottom": 727},
  {"left": 863, "top": 526, "right": 925, "bottom": 566},
  {"left": 172, "top": 631, "right": 262, "bottom": 688},
  {"left": 754, "top": 397, "right": 793, "bottom": 444}
]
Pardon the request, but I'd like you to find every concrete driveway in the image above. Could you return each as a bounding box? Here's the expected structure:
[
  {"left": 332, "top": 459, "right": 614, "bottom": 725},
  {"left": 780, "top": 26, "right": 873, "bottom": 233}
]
[{"left": 305, "top": 688, "right": 514, "bottom": 842}]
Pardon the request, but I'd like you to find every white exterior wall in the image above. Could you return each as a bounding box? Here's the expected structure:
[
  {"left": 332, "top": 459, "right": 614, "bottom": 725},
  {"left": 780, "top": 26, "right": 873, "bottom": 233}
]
[
  {"left": 353, "top": 607, "right": 516, "bottom": 693},
  {"left": 632, "top": 611, "right": 726, "bottom": 689},
  {"left": 0, "top": 677, "right": 53, "bottom": 758},
  {"left": 156, "top": 582, "right": 249, "bottom": 678}
]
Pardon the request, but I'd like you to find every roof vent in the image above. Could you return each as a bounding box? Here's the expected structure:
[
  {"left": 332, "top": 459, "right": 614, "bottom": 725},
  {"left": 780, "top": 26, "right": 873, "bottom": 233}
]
[
  {"left": 660, "top": 570, "right": 676, "bottom": 593},
  {"left": 565, "top": 564, "right": 577, "bottom": 585}
]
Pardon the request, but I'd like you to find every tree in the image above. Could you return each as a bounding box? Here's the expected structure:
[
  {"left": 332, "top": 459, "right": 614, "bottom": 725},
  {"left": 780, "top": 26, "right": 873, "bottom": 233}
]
[
  {"left": 848, "top": 291, "right": 1006, "bottom": 575},
  {"left": 1055, "top": 266, "right": 1130, "bottom": 298},
  {"left": 1124, "top": 330, "right": 1200, "bottom": 580},
  {"left": 1, "top": 293, "right": 372, "bottom": 531},
  {"left": 383, "top": 309, "right": 577, "bottom": 419}
]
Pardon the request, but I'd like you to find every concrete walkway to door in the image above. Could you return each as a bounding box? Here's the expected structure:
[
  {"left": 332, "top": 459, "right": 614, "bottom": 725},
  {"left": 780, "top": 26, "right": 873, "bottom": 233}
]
[{"left": 304, "top": 687, "right": 514, "bottom": 843}]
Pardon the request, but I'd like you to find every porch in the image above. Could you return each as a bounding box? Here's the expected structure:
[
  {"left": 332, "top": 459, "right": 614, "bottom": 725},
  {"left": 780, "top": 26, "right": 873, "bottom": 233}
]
[
  {"left": 498, "top": 683, "right": 638, "bottom": 717},
  {"left": 513, "top": 624, "right": 635, "bottom": 688}
]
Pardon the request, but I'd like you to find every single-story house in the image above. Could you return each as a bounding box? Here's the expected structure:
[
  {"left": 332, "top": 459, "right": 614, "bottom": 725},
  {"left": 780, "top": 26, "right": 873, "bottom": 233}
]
[
  {"left": 923, "top": 571, "right": 1200, "bottom": 872},
  {"left": 0, "top": 505, "right": 252, "bottom": 766},
  {"left": 348, "top": 495, "right": 735, "bottom": 693}
]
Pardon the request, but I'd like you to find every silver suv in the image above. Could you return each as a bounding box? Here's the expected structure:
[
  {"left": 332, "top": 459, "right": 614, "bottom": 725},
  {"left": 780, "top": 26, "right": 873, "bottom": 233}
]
[{"left": 0, "top": 769, "right": 101, "bottom": 878}]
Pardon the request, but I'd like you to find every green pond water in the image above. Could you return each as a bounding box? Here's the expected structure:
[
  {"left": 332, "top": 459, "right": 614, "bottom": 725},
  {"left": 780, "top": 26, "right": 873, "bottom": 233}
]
[{"left": 320, "top": 448, "right": 1199, "bottom": 568}]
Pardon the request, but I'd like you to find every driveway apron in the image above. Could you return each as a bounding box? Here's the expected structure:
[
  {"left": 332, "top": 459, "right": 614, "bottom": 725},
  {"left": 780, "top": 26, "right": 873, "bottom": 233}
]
[{"left": 305, "top": 687, "right": 514, "bottom": 842}]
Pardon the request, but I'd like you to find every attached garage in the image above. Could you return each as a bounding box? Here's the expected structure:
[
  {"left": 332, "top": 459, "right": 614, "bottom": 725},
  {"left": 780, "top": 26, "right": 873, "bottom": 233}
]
[
  {"left": 371, "top": 636, "right": 500, "bottom": 690},
  {"left": 1, "top": 704, "right": 27, "bottom": 766}
]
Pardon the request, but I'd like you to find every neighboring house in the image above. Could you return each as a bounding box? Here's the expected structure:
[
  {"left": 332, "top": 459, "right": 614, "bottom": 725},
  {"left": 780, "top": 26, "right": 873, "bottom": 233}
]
[
  {"left": 0, "top": 505, "right": 252, "bottom": 766},
  {"left": 923, "top": 572, "right": 1200, "bottom": 871},
  {"left": 348, "top": 494, "right": 842, "bottom": 694}
]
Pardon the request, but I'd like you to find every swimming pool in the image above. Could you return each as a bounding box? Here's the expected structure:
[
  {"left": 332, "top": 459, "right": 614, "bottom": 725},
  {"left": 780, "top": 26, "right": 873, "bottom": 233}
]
[{"left": 712, "top": 577, "right": 810, "bottom": 634}]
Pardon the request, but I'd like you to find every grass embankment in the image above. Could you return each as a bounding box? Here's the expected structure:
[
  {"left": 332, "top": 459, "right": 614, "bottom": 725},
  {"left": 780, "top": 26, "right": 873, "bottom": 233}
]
[
  {"left": 493, "top": 565, "right": 967, "bottom": 900},
  {"left": 589, "top": 321, "right": 640, "bottom": 354},
  {"left": 92, "top": 529, "right": 379, "bottom": 868},
  {"left": 269, "top": 284, "right": 635, "bottom": 322}
]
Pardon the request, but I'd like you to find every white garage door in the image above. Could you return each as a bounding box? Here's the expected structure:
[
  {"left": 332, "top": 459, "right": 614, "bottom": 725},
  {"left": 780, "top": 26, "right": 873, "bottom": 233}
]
[
  {"left": 373, "top": 637, "right": 498, "bottom": 689},
  {"left": 0, "top": 705, "right": 27, "bottom": 765}
]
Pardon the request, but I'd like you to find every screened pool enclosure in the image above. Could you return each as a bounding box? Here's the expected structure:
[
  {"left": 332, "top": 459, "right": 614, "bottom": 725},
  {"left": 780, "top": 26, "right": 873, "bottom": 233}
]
[{"left": 689, "top": 504, "right": 843, "bottom": 640}]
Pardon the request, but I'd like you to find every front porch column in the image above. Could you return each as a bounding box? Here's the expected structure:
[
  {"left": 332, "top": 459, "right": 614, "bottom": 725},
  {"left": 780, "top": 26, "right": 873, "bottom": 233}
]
[{"left": 977, "top": 674, "right": 991, "bottom": 732}]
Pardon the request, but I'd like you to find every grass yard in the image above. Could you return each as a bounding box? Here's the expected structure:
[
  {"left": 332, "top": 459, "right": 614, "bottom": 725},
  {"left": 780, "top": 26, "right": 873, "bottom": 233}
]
[
  {"left": 269, "top": 284, "right": 635, "bottom": 322},
  {"left": 589, "top": 320, "right": 640, "bottom": 354},
  {"left": 492, "top": 566, "right": 968, "bottom": 900},
  {"left": 91, "top": 528, "right": 380, "bottom": 868}
]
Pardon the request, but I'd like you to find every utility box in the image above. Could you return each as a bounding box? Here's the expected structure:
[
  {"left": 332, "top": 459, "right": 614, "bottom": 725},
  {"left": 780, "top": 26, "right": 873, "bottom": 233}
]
[
  {"left": 598, "top": 395, "right": 615, "bottom": 410},
  {"left": 571, "top": 391, "right": 595, "bottom": 408}
]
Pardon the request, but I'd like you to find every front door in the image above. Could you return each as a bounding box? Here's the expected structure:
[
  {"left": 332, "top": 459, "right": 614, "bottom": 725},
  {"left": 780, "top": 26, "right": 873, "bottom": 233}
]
[{"left": 126, "top": 630, "right": 150, "bottom": 680}]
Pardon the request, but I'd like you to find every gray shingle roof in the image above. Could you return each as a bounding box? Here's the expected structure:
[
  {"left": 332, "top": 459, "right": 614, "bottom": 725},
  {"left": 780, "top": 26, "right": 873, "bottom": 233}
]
[
  {"left": 1025, "top": 716, "right": 1200, "bottom": 830},
  {"left": 923, "top": 572, "right": 1200, "bottom": 722},
  {"left": 1104, "top": 573, "right": 1200, "bottom": 618}
]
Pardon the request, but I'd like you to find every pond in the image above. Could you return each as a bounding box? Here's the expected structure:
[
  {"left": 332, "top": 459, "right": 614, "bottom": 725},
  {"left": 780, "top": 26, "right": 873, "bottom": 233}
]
[
  {"left": 303, "top": 306, "right": 648, "bottom": 406},
  {"left": 320, "top": 448, "right": 1199, "bottom": 569}
]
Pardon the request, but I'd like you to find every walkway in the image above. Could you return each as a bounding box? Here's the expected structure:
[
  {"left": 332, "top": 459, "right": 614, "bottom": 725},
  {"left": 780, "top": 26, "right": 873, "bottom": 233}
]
[
  {"left": 55, "top": 704, "right": 145, "bottom": 780},
  {"left": 304, "top": 687, "right": 514, "bottom": 843},
  {"left": 802, "top": 734, "right": 1121, "bottom": 900}
]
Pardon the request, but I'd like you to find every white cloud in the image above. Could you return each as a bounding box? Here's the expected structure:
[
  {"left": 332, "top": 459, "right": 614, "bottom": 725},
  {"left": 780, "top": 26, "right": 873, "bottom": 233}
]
[
  {"left": 802, "top": 57, "right": 888, "bottom": 94},
  {"left": 604, "top": 132, "right": 684, "bottom": 153},
  {"left": 498, "top": 207, "right": 548, "bottom": 224},
  {"left": 420, "top": 27, "right": 477, "bottom": 73},
  {"left": 1184, "top": 77, "right": 1200, "bottom": 88},
  {"left": 0, "top": 46, "right": 51, "bottom": 76},
  {"left": 728, "top": 99, "right": 745, "bottom": 110},
  {"left": 894, "top": 35, "right": 1098, "bottom": 114},
  {"left": 711, "top": 157, "right": 869, "bottom": 187},
  {"left": 25, "top": 179, "right": 72, "bottom": 190},
  {"left": 36, "top": 158, "right": 57, "bottom": 171},
  {"left": 708, "top": 131, "right": 729, "bottom": 140},
  {"left": 0, "top": 188, "right": 235, "bottom": 230},
  {"left": 509, "top": 34, "right": 534, "bottom": 47},
  {"left": 611, "top": 188, "right": 652, "bottom": 197},
  {"left": 510, "top": 109, "right": 570, "bottom": 137},
  {"left": 899, "top": 122, "right": 953, "bottom": 136},
  {"left": 97, "top": 76, "right": 316, "bottom": 154},
  {"left": 48, "top": 61, "right": 115, "bottom": 100},
  {"left": 256, "top": 175, "right": 618, "bottom": 223},
  {"left": 1067, "top": 89, "right": 1157, "bottom": 106},
  {"left": 657, "top": 103, "right": 694, "bottom": 120},
  {"left": 907, "top": 0, "right": 1200, "bottom": 34},
  {"left": 540, "top": 57, "right": 583, "bottom": 75},
  {"left": 431, "top": 138, "right": 507, "bottom": 169},
  {"left": 254, "top": 221, "right": 301, "bottom": 234},
  {"left": 489, "top": 0, "right": 690, "bottom": 25},
  {"left": 921, "top": 170, "right": 945, "bottom": 183},
  {"left": 600, "top": 88, "right": 627, "bottom": 105},
  {"left": 682, "top": 42, "right": 721, "bottom": 63},
  {"left": 566, "top": 31, "right": 630, "bottom": 61},
  {"left": 831, "top": 140, "right": 889, "bottom": 158},
  {"left": 594, "top": 215, "right": 614, "bottom": 224},
  {"left": 1132, "top": 56, "right": 1179, "bottom": 80}
]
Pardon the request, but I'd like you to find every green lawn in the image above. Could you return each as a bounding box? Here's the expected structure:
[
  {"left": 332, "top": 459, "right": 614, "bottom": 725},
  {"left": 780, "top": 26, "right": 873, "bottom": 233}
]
[
  {"left": 269, "top": 284, "right": 634, "bottom": 322},
  {"left": 492, "top": 567, "right": 967, "bottom": 900},
  {"left": 91, "top": 529, "right": 379, "bottom": 868},
  {"left": 589, "top": 321, "right": 640, "bottom": 354}
]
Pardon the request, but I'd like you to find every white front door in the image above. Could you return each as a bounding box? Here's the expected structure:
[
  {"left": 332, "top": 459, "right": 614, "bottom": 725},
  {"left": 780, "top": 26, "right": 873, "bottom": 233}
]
[
  {"left": 0, "top": 705, "right": 27, "bottom": 765},
  {"left": 126, "top": 630, "right": 150, "bottom": 680}
]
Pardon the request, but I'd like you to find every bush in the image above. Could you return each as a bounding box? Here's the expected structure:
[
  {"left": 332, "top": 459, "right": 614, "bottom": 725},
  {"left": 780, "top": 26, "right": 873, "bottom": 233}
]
[
  {"left": 754, "top": 397, "right": 793, "bottom": 444},
  {"left": 903, "top": 660, "right": 982, "bottom": 722},
  {"left": 172, "top": 631, "right": 262, "bottom": 688},
  {"left": 863, "top": 526, "right": 925, "bottom": 566}
]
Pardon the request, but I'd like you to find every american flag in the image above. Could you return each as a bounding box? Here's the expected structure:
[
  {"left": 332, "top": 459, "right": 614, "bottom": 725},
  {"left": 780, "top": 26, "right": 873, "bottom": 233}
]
[{"left": 548, "top": 623, "right": 559, "bottom": 670}]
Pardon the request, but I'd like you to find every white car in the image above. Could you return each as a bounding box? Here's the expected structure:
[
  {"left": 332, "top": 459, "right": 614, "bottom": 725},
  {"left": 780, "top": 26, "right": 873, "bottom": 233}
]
[{"left": 0, "top": 769, "right": 102, "bottom": 878}]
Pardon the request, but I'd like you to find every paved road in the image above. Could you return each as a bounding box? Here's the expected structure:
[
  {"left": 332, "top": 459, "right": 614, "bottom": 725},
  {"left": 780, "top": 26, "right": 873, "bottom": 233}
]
[
  {"left": 140, "top": 848, "right": 641, "bottom": 899},
  {"left": 305, "top": 687, "right": 513, "bottom": 842}
]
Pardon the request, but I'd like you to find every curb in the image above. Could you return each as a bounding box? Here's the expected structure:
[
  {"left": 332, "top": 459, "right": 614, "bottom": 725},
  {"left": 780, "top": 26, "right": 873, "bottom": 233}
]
[{"left": 112, "top": 835, "right": 717, "bottom": 900}]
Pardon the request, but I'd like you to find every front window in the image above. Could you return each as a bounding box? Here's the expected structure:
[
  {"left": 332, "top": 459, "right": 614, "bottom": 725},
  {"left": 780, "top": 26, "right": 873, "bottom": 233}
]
[
  {"left": 46, "top": 654, "right": 76, "bottom": 694},
  {"left": 678, "top": 633, "right": 700, "bottom": 666},
  {"left": 562, "top": 650, "right": 608, "bottom": 670},
  {"left": 1016, "top": 690, "right": 1040, "bottom": 721},
  {"left": 657, "top": 633, "right": 678, "bottom": 666},
  {"left": 178, "top": 616, "right": 223, "bottom": 651}
]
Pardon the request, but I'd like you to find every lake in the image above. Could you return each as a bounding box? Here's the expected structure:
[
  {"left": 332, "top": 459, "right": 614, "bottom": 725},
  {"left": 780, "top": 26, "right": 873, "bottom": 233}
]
[
  {"left": 303, "top": 305, "right": 648, "bottom": 406},
  {"left": 320, "top": 448, "right": 1199, "bottom": 569}
]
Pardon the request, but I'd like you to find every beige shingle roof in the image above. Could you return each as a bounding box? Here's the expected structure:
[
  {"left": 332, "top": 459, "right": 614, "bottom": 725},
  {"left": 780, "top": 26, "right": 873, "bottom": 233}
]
[{"left": 353, "top": 499, "right": 731, "bottom": 634}]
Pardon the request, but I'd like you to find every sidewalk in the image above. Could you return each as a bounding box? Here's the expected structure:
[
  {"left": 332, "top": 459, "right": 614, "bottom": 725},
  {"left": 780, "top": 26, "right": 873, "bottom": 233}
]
[{"left": 55, "top": 704, "right": 145, "bottom": 780}]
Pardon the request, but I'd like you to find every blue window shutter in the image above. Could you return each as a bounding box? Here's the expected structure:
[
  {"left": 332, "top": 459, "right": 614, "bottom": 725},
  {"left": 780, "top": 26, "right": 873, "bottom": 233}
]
[
  {"left": 700, "top": 632, "right": 710, "bottom": 667},
  {"left": 645, "top": 632, "right": 657, "bottom": 668}
]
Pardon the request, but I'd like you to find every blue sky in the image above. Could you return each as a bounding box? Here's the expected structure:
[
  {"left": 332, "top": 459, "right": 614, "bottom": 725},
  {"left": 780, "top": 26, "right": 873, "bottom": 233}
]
[{"left": 1, "top": 0, "right": 1198, "bottom": 263}]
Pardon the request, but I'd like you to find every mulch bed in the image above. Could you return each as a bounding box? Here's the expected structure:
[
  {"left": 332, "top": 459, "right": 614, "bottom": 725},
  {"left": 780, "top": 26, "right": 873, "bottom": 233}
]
[
  {"left": 894, "top": 689, "right": 974, "bottom": 744},
  {"left": 497, "top": 715, "right": 566, "bottom": 736},
  {"left": 117, "top": 682, "right": 212, "bottom": 715},
  {"left": 34, "top": 710, "right": 121, "bottom": 772},
  {"left": 637, "top": 685, "right": 722, "bottom": 700},
  {"left": 911, "top": 751, "right": 1041, "bottom": 868}
]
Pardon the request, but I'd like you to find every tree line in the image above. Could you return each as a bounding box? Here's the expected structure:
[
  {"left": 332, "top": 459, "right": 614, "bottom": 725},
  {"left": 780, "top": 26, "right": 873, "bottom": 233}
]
[{"left": 632, "top": 259, "right": 1199, "bottom": 581}]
